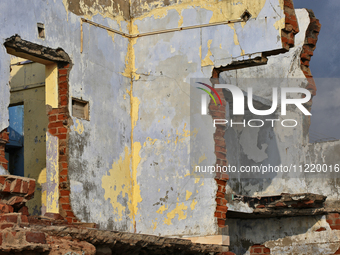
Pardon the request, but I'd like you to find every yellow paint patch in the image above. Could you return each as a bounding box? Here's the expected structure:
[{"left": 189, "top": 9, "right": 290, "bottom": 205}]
[
  {"left": 131, "top": 141, "right": 143, "bottom": 223},
  {"left": 107, "top": 31, "right": 115, "bottom": 42},
  {"left": 101, "top": 146, "right": 132, "bottom": 221},
  {"left": 186, "top": 190, "right": 192, "bottom": 201},
  {"left": 131, "top": 0, "right": 267, "bottom": 32},
  {"left": 37, "top": 167, "right": 47, "bottom": 188},
  {"left": 190, "top": 199, "right": 198, "bottom": 210},
  {"left": 163, "top": 203, "right": 188, "bottom": 225},
  {"left": 45, "top": 64, "right": 58, "bottom": 109},
  {"left": 156, "top": 204, "right": 168, "bottom": 214},
  {"left": 122, "top": 38, "right": 140, "bottom": 80},
  {"left": 199, "top": 154, "right": 207, "bottom": 164},
  {"left": 228, "top": 24, "right": 240, "bottom": 46},
  {"left": 201, "top": 40, "right": 214, "bottom": 67},
  {"left": 274, "top": 17, "right": 285, "bottom": 31},
  {"left": 73, "top": 119, "right": 84, "bottom": 135},
  {"left": 62, "top": 0, "right": 126, "bottom": 30},
  {"left": 178, "top": 10, "right": 184, "bottom": 27},
  {"left": 152, "top": 220, "right": 157, "bottom": 230},
  {"left": 146, "top": 137, "right": 158, "bottom": 145},
  {"left": 101, "top": 142, "right": 142, "bottom": 225}
]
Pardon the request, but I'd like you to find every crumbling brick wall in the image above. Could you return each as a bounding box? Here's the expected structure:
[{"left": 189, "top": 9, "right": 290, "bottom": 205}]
[
  {"left": 282, "top": 0, "right": 300, "bottom": 50},
  {"left": 300, "top": 10, "right": 321, "bottom": 100},
  {"left": 47, "top": 63, "right": 79, "bottom": 223}
]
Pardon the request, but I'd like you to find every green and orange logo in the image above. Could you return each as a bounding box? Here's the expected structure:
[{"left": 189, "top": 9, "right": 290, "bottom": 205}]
[{"left": 196, "top": 82, "right": 222, "bottom": 106}]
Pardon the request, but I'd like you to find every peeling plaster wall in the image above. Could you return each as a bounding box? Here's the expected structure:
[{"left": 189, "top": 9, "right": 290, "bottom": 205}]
[
  {"left": 220, "top": 8, "right": 340, "bottom": 254},
  {"left": 131, "top": 0, "right": 287, "bottom": 236},
  {"left": 223, "top": 8, "right": 340, "bottom": 207},
  {"left": 0, "top": 0, "right": 131, "bottom": 231},
  {"left": 0, "top": 0, "right": 290, "bottom": 236}
]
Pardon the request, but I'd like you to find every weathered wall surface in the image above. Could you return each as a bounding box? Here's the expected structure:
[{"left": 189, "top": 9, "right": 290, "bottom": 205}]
[
  {"left": 0, "top": 0, "right": 299, "bottom": 238},
  {"left": 222, "top": 8, "right": 338, "bottom": 209},
  {"left": 0, "top": 0, "right": 131, "bottom": 230},
  {"left": 63, "top": 0, "right": 130, "bottom": 21},
  {"left": 219, "top": 8, "right": 340, "bottom": 255},
  {"left": 130, "top": 0, "right": 288, "bottom": 236}
]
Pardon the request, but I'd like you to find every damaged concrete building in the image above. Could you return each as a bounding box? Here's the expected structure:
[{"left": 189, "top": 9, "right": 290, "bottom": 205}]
[{"left": 0, "top": 0, "right": 338, "bottom": 254}]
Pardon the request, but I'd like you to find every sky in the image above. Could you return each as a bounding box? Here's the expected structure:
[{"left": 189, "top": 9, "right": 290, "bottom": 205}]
[{"left": 294, "top": 0, "right": 340, "bottom": 142}]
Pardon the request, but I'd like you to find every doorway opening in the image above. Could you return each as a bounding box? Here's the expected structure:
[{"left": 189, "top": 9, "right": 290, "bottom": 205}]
[{"left": 2, "top": 35, "right": 71, "bottom": 217}]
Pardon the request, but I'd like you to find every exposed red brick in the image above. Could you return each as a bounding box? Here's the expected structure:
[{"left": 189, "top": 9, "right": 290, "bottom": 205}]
[
  {"left": 21, "top": 215, "right": 28, "bottom": 223},
  {"left": 328, "top": 213, "right": 339, "bottom": 219},
  {"left": 0, "top": 203, "right": 13, "bottom": 214},
  {"left": 59, "top": 88, "right": 68, "bottom": 96},
  {"left": 49, "top": 115, "right": 57, "bottom": 122},
  {"left": 217, "top": 219, "right": 225, "bottom": 227},
  {"left": 62, "top": 204, "right": 72, "bottom": 211},
  {"left": 0, "top": 176, "right": 6, "bottom": 185},
  {"left": 60, "top": 176, "right": 68, "bottom": 183},
  {"left": 59, "top": 76, "right": 67, "bottom": 82},
  {"left": 58, "top": 69, "right": 68, "bottom": 76},
  {"left": 18, "top": 206, "right": 29, "bottom": 216},
  {"left": 48, "top": 122, "right": 64, "bottom": 129},
  {"left": 58, "top": 127, "right": 68, "bottom": 134},
  {"left": 215, "top": 146, "right": 227, "bottom": 153},
  {"left": 27, "top": 180, "right": 36, "bottom": 196},
  {"left": 215, "top": 212, "right": 222, "bottom": 218},
  {"left": 57, "top": 134, "right": 67, "bottom": 140},
  {"left": 60, "top": 197, "right": 70, "bottom": 204},
  {"left": 66, "top": 211, "right": 75, "bottom": 217},
  {"left": 60, "top": 95, "right": 68, "bottom": 106},
  {"left": 60, "top": 170, "right": 68, "bottom": 176},
  {"left": 315, "top": 227, "right": 326, "bottom": 232},
  {"left": 215, "top": 139, "right": 226, "bottom": 147},
  {"left": 0, "top": 214, "right": 18, "bottom": 223},
  {"left": 21, "top": 181, "right": 29, "bottom": 193},
  {"left": 60, "top": 190, "right": 70, "bottom": 197},
  {"left": 3, "top": 180, "right": 11, "bottom": 192},
  {"left": 49, "top": 128, "right": 58, "bottom": 135},
  {"left": 299, "top": 9, "right": 321, "bottom": 107},
  {"left": 263, "top": 247, "right": 270, "bottom": 253},
  {"left": 58, "top": 114, "right": 67, "bottom": 120},
  {"left": 26, "top": 232, "right": 46, "bottom": 244},
  {"left": 216, "top": 206, "right": 228, "bottom": 213},
  {"left": 12, "top": 178, "right": 22, "bottom": 193},
  {"left": 275, "top": 202, "right": 287, "bottom": 207},
  {"left": 44, "top": 213, "right": 64, "bottom": 220},
  {"left": 331, "top": 225, "right": 340, "bottom": 230},
  {"left": 0, "top": 223, "right": 14, "bottom": 229}
]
